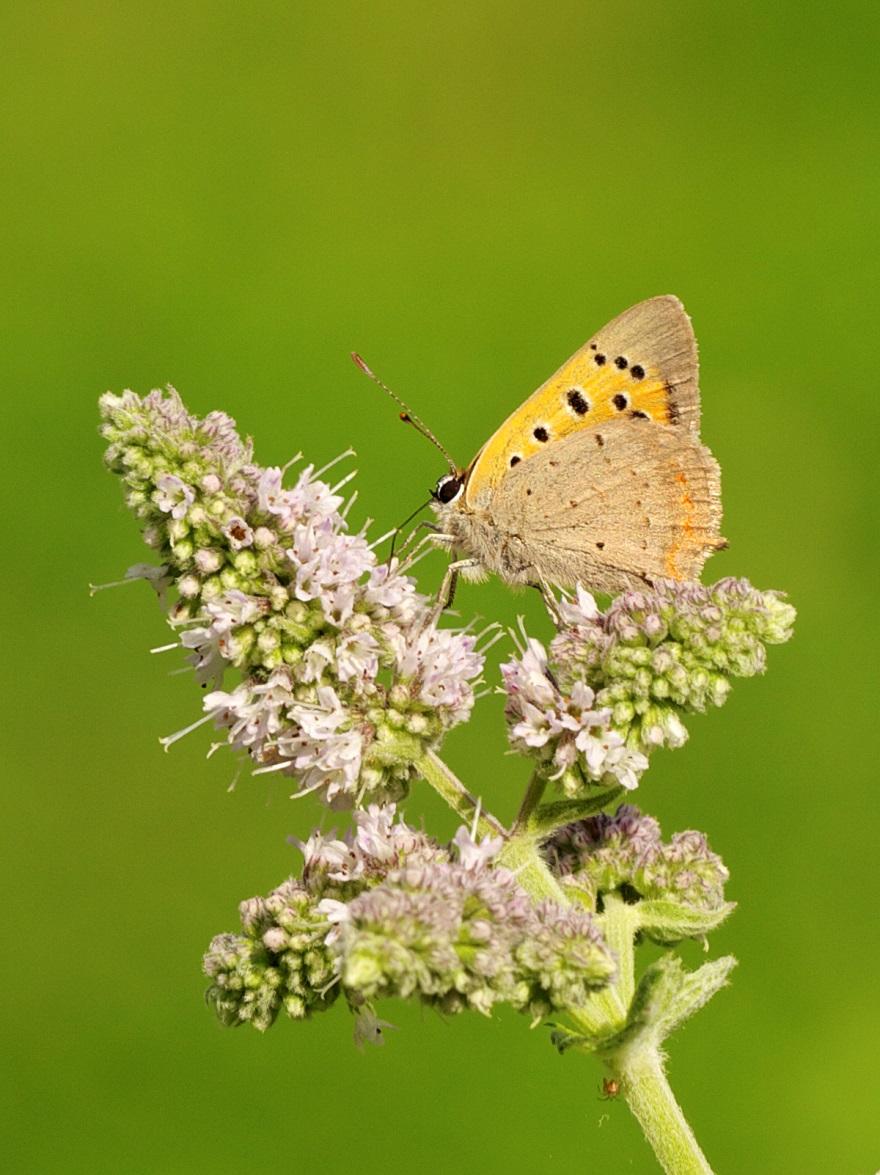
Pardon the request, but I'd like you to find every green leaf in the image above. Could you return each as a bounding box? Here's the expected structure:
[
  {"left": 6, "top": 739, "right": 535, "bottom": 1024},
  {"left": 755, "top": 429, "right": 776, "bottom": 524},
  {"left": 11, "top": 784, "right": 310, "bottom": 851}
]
[
  {"left": 601, "top": 953, "right": 737, "bottom": 1054},
  {"left": 636, "top": 899, "right": 736, "bottom": 945}
]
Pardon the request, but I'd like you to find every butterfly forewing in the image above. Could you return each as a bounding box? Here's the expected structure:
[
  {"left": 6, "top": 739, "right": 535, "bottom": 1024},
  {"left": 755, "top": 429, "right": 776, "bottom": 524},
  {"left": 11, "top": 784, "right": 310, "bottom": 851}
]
[{"left": 465, "top": 295, "right": 700, "bottom": 511}]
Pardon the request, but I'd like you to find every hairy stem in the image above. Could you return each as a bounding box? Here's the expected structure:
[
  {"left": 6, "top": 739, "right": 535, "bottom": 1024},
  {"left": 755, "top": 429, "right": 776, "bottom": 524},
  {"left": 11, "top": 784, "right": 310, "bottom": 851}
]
[
  {"left": 424, "top": 752, "right": 713, "bottom": 1173},
  {"left": 597, "top": 892, "right": 639, "bottom": 1009},
  {"left": 498, "top": 832, "right": 568, "bottom": 904},
  {"left": 612, "top": 1046, "right": 714, "bottom": 1175},
  {"left": 500, "top": 832, "right": 627, "bottom": 1033},
  {"left": 512, "top": 770, "right": 547, "bottom": 833},
  {"left": 416, "top": 750, "right": 505, "bottom": 838}
]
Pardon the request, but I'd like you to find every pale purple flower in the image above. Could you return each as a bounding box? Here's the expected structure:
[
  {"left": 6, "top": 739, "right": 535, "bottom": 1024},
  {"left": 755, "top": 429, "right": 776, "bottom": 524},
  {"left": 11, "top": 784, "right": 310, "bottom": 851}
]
[
  {"left": 275, "top": 687, "right": 364, "bottom": 802},
  {"left": 299, "top": 803, "right": 441, "bottom": 894},
  {"left": 363, "top": 561, "right": 423, "bottom": 626},
  {"left": 502, "top": 635, "right": 645, "bottom": 792},
  {"left": 222, "top": 516, "right": 254, "bottom": 550},
  {"left": 452, "top": 825, "right": 505, "bottom": 870},
  {"left": 204, "top": 669, "right": 295, "bottom": 754},
  {"left": 100, "top": 389, "right": 485, "bottom": 806},
  {"left": 193, "top": 548, "right": 223, "bottom": 574},
  {"left": 287, "top": 522, "right": 374, "bottom": 622},
  {"left": 575, "top": 729, "right": 648, "bottom": 791},
  {"left": 391, "top": 625, "right": 483, "bottom": 725},
  {"left": 180, "top": 624, "right": 227, "bottom": 687},
  {"left": 258, "top": 463, "right": 345, "bottom": 531},
  {"left": 287, "top": 463, "right": 348, "bottom": 523},
  {"left": 256, "top": 466, "right": 287, "bottom": 516},
  {"left": 334, "top": 630, "right": 381, "bottom": 686},
  {"left": 155, "top": 473, "right": 195, "bottom": 519},
  {"left": 557, "top": 585, "right": 600, "bottom": 627}
]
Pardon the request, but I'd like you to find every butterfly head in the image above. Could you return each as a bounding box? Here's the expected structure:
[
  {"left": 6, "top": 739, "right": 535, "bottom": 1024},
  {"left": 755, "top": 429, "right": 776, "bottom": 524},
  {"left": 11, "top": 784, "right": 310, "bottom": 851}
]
[{"left": 432, "top": 471, "right": 465, "bottom": 505}]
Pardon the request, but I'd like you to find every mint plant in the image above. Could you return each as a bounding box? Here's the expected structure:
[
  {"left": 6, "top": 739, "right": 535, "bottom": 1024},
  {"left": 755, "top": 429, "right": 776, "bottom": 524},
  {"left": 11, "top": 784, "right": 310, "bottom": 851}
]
[{"left": 98, "top": 388, "right": 794, "bottom": 1174}]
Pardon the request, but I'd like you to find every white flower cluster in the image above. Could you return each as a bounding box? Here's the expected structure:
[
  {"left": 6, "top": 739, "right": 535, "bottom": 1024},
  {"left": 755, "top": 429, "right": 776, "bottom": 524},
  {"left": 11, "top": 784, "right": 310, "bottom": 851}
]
[
  {"left": 204, "top": 804, "right": 615, "bottom": 1032},
  {"left": 100, "top": 388, "right": 486, "bottom": 806},
  {"left": 501, "top": 576, "right": 795, "bottom": 796},
  {"left": 501, "top": 636, "right": 648, "bottom": 794}
]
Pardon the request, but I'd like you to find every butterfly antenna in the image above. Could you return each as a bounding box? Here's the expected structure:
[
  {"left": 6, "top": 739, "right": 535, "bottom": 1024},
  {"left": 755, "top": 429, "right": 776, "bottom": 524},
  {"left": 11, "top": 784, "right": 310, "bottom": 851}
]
[{"left": 351, "top": 352, "right": 458, "bottom": 474}]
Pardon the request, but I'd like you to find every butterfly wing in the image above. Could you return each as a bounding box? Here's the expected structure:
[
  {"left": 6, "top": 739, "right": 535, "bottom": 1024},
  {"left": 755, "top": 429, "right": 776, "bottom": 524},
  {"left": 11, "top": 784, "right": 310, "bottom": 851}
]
[
  {"left": 465, "top": 295, "right": 700, "bottom": 510},
  {"left": 489, "top": 417, "right": 723, "bottom": 593}
]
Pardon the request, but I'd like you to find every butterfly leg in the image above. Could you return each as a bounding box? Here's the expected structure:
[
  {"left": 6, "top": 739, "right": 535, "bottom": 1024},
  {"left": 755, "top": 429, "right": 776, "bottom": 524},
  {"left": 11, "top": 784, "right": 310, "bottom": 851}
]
[
  {"left": 397, "top": 529, "right": 451, "bottom": 578},
  {"left": 395, "top": 519, "right": 439, "bottom": 558},
  {"left": 390, "top": 519, "right": 437, "bottom": 559},
  {"left": 533, "top": 574, "right": 562, "bottom": 626},
  {"left": 431, "top": 558, "right": 482, "bottom": 624}
]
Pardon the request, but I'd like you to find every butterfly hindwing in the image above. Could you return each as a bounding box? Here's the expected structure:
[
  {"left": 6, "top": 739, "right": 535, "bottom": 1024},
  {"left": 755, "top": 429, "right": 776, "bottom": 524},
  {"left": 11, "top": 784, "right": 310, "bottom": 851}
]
[
  {"left": 492, "top": 417, "right": 723, "bottom": 593},
  {"left": 465, "top": 295, "right": 700, "bottom": 510}
]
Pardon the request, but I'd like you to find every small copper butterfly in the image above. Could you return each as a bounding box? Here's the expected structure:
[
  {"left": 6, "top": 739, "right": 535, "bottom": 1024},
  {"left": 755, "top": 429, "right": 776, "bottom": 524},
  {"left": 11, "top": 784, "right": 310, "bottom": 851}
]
[{"left": 356, "top": 296, "right": 725, "bottom": 612}]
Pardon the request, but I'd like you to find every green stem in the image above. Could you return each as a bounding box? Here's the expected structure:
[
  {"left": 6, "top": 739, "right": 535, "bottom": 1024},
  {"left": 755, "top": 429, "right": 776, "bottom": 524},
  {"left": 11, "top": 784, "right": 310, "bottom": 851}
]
[
  {"left": 501, "top": 828, "right": 710, "bottom": 1171},
  {"left": 598, "top": 892, "right": 639, "bottom": 1008},
  {"left": 499, "top": 833, "right": 627, "bottom": 1034},
  {"left": 416, "top": 750, "right": 505, "bottom": 838},
  {"left": 424, "top": 752, "right": 713, "bottom": 1174},
  {"left": 512, "top": 769, "right": 547, "bottom": 833},
  {"left": 613, "top": 1046, "right": 713, "bottom": 1175},
  {"left": 498, "top": 833, "right": 568, "bottom": 904}
]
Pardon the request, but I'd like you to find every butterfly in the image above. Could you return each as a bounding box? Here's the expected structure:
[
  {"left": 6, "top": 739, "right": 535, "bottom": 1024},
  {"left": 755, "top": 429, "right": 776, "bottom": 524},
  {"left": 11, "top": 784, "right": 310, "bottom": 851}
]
[{"left": 356, "top": 296, "right": 724, "bottom": 612}]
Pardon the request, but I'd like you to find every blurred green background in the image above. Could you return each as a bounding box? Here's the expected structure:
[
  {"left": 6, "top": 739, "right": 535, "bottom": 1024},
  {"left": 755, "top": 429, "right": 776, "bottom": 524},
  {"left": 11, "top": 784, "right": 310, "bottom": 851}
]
[{"left": 3, "top": 2, "right": 877, "bottom": 1172}]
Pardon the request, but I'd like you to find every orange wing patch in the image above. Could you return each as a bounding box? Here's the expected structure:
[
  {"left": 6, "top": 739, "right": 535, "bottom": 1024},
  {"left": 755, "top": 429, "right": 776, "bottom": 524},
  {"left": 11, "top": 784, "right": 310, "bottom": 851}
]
[
  {"left": 466, "top": 352, "right": 675, "bottom": 506},
  {"left": 464, "top": 296, "right": 699, "bottom": 510},
  {"left": 664, "top": 471, "right": 697, "bottom": 578}
]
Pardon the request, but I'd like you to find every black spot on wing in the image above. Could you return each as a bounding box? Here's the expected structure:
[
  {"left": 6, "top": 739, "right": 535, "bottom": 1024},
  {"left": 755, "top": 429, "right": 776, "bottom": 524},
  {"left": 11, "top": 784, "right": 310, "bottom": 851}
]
[{"left": 566, "top": 388, "right": 589, "bottom": 415}]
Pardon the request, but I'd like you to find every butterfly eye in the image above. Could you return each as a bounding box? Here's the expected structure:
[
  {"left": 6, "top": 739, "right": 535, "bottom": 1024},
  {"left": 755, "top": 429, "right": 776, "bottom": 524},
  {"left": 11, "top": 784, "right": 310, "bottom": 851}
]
[{"left": 434, "top": 474, "right": 464, "bottom": 504}]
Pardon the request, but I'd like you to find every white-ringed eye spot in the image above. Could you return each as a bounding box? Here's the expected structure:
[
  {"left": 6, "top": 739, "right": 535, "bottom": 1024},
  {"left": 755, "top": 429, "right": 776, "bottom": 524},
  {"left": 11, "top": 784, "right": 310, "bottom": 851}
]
[
  {"left": 509, "top": 455, "right": 521, "bottom": 467},
  {"left": 613, "top": 393, "right": 629, "bottom": 410},
  {"left": 533, "top": 425, "right": 549, "bottom": 442}
]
